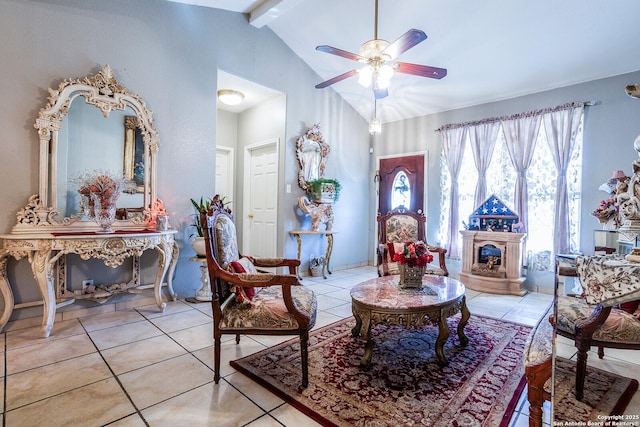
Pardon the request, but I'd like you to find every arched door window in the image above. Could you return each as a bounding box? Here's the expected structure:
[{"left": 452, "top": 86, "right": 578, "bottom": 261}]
[{"left": 391, "top": 171, "right": 411, "bottom": 209}]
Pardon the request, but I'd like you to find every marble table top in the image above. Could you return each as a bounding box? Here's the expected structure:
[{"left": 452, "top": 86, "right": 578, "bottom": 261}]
[{"left": 350, "top": 275, "right": 466, "bottom": 310}]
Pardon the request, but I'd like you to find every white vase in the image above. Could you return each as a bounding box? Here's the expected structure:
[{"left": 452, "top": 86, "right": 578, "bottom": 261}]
[{"left": 190, "top": 237, "right": 207, "bottom": 257}]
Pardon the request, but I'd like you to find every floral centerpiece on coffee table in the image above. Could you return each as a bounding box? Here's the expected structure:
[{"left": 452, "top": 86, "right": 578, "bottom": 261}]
[
  {"left": 392, "top": 241, "right": 433, "bottom": 267},
  {"left": 392, "top": 241, "right": 434, "bottom": 288}
]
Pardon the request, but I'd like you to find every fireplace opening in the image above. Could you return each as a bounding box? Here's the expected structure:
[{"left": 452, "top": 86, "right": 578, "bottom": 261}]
[{"left": 478, "top": 244, "right": 502, "bottom": 266}]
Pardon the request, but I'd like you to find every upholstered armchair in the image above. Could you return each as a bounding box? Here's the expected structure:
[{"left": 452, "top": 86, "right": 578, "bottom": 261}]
[
  {"left": 201, "top": 196, "right": 318, "bottom": 387},
  {"left": 523, "top": 304, "right": 553, "bottom": 427},
  {"left": 376, "top": 206, "right": 448, "bottom": 277},
  {"left": 554, "top": 254, "right": 640, "bottom": 401}
]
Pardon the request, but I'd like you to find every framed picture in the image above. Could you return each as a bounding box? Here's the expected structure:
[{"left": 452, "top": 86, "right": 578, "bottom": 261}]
[{"left": 123, "top": 116, "right": 145, "bottom": 193}]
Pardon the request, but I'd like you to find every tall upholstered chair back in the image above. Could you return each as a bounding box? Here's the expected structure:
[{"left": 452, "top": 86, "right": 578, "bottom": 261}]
[
  {"left": 201, "top": 196, "right": 317, "bottom": 387},
  {"left": 376, "top": 206, "right": 448, "bottom": 277},
  {"left": 554, "top": 254, "right": 640, "bottom": 401}
]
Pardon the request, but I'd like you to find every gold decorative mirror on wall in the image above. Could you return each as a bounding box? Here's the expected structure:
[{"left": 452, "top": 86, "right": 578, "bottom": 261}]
[
  {"left": 12, "top": 64, "right": 164, "bottom": 233},
  {"left": 296, "top": 124, "right": 330, "bottom": 191}
]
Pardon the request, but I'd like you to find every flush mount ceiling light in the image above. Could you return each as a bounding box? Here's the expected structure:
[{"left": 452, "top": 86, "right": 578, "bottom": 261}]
[{"left": 217, "top": 89, "right": 245, "bottom": 106}]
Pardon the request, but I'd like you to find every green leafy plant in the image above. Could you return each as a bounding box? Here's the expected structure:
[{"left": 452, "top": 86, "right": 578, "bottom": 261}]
[
  {"left": 190, "top": 195, "right": 231, "bottom": 238},
  {"left": 305, "top": 177, "right": 342, "bottom": 202}
]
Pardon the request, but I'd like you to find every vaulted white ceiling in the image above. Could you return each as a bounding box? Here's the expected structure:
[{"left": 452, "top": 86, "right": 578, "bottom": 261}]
[{"left": 169, "top": 0, "right": 640, "bottom": 123}]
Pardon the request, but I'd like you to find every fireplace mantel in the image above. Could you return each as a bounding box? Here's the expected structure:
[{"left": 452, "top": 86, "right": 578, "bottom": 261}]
[{"left": 459, "top": 230, "right": 527, "bottom": 296}]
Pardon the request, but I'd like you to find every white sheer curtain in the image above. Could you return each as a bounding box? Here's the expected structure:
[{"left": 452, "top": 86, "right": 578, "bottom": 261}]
[
  {"left": 501, "top": 115, "right": 542, "bottom": 236},
  {"left": 469, "top": 122, "right": 501, "bottom": 208},
  {"left": 441, "top": 126, "right": 467, "bottom": 258},
  {"left": 544, "top": 104, "right": 584, "bottom": 255}
]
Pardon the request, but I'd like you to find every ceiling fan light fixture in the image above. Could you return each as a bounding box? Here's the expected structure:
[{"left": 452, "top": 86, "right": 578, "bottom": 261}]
[
  {"left": 217, "top": 89, "right": 245, "bottom": 106},
  {"left": 358, "top": 67, "right": 373, "bottom": 87},
  {"left": 359, "top": 39, "right": 390, "bottom": 59}
]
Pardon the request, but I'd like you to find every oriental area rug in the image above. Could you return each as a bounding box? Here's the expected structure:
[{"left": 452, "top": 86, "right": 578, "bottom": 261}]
[
  {"left": 231, "top": 315, "right": 531, "bottom": 426},
  {"left": 553, "top": 357, "right": 638, "bottom": 424}
]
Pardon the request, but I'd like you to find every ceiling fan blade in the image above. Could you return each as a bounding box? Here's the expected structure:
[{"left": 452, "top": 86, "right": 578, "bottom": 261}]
[
  {"left": 395, "top": 62, "right": 447, "bottom": 79},
  {"left": 316, "top": 45, "right": 365, "bottom": 62},
  {"left": 382, "top": 29, "right": 427, "bottom": 60},
  {"left": 315, "top": 69, "right": 359, "bottom": 89}
]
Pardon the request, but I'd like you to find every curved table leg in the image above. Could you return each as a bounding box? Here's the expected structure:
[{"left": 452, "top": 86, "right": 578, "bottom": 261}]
[
  {"left": 32, "top": 249, "right": 56, "bottom": 338},
  {"left": 0, "top": 253, "right": 15, "bottom": 333},
  {"left": 323, "top": 233, "right": 334, "bottom": 279},
  {"left": 165, "top": 240, "right": 179, "bottom": 301},
  {"left": 351, "top": 303, "right": 363, "bottom": 338},
  {"left": 356, "top": 307, "right": 373, "bottom": 369},
  {"left": 457, "top": 296, "right": 470, "bottom": 346},
  {"left": 153, "top": 241, "right": 173, "bottom": 312},
  {"left": 294, "top": 234, "right": 302, "bottom": 280},
  {"left": 435, "top": 310, "right": 450, "bottom": 367}
]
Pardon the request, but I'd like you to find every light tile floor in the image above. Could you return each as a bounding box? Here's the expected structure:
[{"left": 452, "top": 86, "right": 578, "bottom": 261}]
[{"left": 1, "top": 266, "right": 638, "bottom": 426}]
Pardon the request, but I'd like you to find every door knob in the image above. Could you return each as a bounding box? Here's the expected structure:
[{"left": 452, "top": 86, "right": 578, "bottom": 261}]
[{"left": 248, "top": 213, "right": 254, "bottom": 218}]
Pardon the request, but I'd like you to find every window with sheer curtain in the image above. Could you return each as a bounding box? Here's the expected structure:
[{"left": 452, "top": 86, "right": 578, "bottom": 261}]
[{"left": 438, "top": 119, "right": 583, "bottom": 270}]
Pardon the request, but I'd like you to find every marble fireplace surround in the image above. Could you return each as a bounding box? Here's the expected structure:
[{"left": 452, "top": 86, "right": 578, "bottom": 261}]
[{"left": 459, "top": 230, "right": 527, "bottom": 296}]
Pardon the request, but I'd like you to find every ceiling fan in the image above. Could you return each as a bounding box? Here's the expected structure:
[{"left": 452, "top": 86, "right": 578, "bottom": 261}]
[{"left": 314, "top": 0, "right": 447, "bottom": 99}]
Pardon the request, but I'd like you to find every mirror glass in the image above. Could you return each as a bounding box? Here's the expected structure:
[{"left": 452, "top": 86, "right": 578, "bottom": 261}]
[
  {"left": 300, "top": 137, "right": 321, "bottom": 182},
  {"left": 56, "top": 100, "right": 144, "bottom": 218},
  {"left": 296, "top": 124, "right": 330, "bottom": 191}
]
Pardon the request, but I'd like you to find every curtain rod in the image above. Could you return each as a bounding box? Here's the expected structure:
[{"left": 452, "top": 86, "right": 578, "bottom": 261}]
[{"left": 435, "top": 101, "right": 596, "bottom": 132}]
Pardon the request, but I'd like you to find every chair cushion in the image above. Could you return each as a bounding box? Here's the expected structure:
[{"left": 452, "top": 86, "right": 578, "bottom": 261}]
[
  {"left": 220, "top": 285, "right": 317, "bottom": 330},
  {"left": 524, "top": 305, "right": 553, "bottom": 366},
  {"left": 228, "top": 257, "right": 257, "bottom": 304},
  {"left": 556, "top": 296, "right": 640, "bottom": 344}
]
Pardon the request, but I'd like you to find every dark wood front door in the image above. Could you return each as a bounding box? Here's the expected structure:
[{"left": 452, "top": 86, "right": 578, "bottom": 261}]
[{"left": 378, "top": 155, "right": 424, "bottom": 214}]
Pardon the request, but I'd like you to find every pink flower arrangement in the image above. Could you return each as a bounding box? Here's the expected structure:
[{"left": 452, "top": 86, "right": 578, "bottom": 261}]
[
  {"left": 75, "top": 170, "right": 134, "bottom": 208},
  {"left": 591, "top": 197, "right": 617, "bottom": 222},
  {"left": 392, "top": 241, "right": 434, "bottom": 268}
]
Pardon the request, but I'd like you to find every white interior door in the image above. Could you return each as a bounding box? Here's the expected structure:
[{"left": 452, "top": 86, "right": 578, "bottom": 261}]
[
  {"left": 215, "top": 146, "right": 234, "bottom": 209},
  {"left": 243, "top": 139, "right": 278, "bottom": 258}
]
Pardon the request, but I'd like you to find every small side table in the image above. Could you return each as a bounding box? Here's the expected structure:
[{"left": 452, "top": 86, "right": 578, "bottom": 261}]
[
  {"left": 189, "top": 256, "right": 212, "bottom": 301},
  {"left": 289, "top": 230, "right": 337, "bottom": 280}
]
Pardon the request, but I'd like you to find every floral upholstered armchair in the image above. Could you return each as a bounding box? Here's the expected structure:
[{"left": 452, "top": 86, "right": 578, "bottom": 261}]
[
  {"left": 201, "top": 196, "right": 317, "bottom": 387},
  {"left": 376, "top": 206, "right": 448, "bottom": 277},
  {"left": 554, "top": 254, "right": 640, "bottom": 401}
]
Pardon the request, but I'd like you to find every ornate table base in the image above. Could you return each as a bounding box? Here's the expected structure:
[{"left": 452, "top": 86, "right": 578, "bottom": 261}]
[
  {"left": 350, "top": 275, "right": 470, "bottom": 369},
  {"left": 0, "top": 230, "right": 179, "bottom": 337}
]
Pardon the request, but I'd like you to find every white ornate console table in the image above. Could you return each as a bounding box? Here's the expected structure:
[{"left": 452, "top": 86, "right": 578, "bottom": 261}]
[{"left": 0, "top": 229, "right": 178, "bottom": 337}]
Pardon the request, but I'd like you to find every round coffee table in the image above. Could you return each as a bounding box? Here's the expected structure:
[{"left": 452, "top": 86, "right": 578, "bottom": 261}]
[{"left": 350, "top": 274, "right": 470, "bottom": 369}]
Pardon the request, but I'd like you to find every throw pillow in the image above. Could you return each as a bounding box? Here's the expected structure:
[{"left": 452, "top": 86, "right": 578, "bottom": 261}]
[
  {"left": 229, "top": 257, "right": 257, "bottom": 304},
  {"left": 619, "top": 300, "right": 640, "bottom": 319}
]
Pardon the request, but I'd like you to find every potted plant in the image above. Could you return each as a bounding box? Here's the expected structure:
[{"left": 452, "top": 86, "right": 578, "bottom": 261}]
[
  {"left": 190, "top": 195, "right": 231, "bottom": 256},
  {"left": 305, "top": 177, "right": 342, "bottom": 204}
]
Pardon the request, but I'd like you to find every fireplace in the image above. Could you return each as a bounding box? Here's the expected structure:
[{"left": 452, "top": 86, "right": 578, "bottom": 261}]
[
  {"left": 478, "top": 244, "right": 502, "bottom": 267},
  {"left": 459, "top": 230, "right": 527, "bottom": 295}
]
